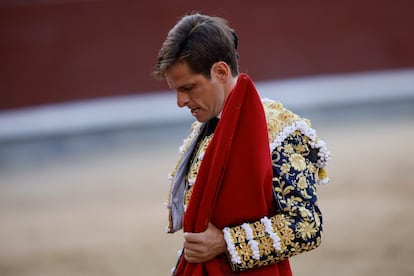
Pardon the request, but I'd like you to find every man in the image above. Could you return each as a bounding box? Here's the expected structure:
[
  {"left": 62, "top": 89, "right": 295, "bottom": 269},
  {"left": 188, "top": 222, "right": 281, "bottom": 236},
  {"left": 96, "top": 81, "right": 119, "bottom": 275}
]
[{"left": 154, "top": 13, "right": 330, "bottom": 275}]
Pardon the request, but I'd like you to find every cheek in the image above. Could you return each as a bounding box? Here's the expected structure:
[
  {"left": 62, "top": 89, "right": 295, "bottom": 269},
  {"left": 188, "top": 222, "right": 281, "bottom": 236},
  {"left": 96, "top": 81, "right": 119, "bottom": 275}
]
[
  {"left": 208, "top": 89, "right": 222, "bottom": 109},
  {"left": 198, "top": 83, "right": 223, "bottom": 110}
]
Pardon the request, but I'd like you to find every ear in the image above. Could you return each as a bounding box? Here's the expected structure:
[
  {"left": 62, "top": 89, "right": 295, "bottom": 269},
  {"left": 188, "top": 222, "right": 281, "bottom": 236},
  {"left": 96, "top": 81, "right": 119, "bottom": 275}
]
[{"left": 211, "top": 61, "right": 230, "bottom": 81}]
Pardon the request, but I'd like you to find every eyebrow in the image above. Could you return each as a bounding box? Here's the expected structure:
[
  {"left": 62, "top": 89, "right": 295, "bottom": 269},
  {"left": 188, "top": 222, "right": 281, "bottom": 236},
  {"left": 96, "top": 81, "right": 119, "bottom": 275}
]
[{"left": 176, "top": 82, "right": 196, "bottom": 91}]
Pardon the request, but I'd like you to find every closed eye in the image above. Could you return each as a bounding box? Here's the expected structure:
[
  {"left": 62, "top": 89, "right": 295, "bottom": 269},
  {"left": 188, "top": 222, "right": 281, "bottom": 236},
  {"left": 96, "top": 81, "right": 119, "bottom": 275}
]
[
  {"left": 181, "top": 85, "right": 194, "bottom": 92},
  {"left": 176, "top": 84, "right": 196, "bottom": 94}
]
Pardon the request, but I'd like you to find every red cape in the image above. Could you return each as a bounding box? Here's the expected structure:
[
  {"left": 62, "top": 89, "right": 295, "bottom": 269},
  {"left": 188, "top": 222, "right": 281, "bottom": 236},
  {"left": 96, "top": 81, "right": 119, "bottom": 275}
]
[{"left": 175, "top": 74, "right": 291, "bottom": 275}]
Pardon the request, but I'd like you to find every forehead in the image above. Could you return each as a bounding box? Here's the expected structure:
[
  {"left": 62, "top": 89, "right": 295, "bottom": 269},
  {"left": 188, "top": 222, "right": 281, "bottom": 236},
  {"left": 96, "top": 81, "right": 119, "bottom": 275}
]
[{"left": 165, "top": 61, "right": 202, "bottom": 89}]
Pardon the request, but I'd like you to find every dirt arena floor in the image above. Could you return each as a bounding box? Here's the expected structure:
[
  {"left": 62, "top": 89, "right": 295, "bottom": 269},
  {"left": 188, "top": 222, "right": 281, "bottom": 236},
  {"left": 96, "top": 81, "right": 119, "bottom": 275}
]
[{"left": 0, "top": 117, "right": 413, "bottom": 276}]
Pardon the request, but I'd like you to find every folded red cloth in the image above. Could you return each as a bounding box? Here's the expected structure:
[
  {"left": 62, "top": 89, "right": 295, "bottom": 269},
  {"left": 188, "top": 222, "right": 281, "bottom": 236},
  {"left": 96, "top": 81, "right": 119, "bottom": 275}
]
[{"left": 175, "top": 73, "right": 291, "bottom": 275}]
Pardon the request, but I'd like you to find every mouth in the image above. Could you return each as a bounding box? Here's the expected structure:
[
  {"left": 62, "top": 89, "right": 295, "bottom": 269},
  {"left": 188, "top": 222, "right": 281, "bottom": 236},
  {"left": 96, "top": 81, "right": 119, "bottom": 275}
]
[{"left": 190, "top": 108, "right": 200, "bottom": 116}]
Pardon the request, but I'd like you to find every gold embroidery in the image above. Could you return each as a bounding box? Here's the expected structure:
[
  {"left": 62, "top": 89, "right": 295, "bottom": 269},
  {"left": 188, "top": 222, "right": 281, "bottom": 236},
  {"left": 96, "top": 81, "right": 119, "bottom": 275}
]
[{"left": 184, "top": 134, "right": 214, "bottom": 206}]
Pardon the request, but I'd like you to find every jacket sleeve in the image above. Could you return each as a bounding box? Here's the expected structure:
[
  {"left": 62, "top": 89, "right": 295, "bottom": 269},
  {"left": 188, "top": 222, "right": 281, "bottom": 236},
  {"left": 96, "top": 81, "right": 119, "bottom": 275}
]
[{"left": 223, "top": 130, "right": 328, "bottom": 272}]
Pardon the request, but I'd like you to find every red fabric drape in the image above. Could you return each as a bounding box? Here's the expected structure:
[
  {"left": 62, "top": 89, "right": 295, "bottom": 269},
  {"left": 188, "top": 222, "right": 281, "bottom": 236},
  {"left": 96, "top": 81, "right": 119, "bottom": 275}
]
[{"left": 174, "top": 74, "right": 291, "bottom": 275}]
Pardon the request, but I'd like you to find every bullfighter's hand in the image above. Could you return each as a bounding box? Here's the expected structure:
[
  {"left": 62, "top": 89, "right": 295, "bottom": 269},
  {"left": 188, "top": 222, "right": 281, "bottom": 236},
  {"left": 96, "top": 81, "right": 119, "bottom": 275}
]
[{"left": 183, "top": 222, "right": 227, "bottom": 263}]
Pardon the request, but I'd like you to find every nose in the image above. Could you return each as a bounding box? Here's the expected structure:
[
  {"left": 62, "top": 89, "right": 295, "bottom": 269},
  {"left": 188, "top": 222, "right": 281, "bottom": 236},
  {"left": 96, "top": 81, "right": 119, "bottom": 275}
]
[{"left": 176, "top": 91, "right": 189, "bottom": 108}]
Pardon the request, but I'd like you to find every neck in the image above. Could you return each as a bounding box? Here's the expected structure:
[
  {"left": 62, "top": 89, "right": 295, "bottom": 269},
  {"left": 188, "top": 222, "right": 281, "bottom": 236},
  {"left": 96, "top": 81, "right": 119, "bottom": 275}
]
[{"left": 223, "top": 75, "right": 239, "bottom": 101}]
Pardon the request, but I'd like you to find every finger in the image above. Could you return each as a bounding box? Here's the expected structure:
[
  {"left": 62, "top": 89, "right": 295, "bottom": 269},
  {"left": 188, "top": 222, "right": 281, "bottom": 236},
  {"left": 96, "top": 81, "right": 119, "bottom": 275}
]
[
  {"left": 183, "top": 248, "right": 203, "bottom": 263},
  {"left": 183, "top": 231, "right": 203, "bottom": 243},
  {"left": 183, "top": 240, "right": 204, "bottom": 252}
]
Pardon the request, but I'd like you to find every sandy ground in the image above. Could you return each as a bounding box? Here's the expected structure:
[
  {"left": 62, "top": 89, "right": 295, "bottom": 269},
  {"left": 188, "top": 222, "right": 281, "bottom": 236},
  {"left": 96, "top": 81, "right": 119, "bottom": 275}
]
[{"left": 0, "top": 118, "right": 413, "bottom": 276}]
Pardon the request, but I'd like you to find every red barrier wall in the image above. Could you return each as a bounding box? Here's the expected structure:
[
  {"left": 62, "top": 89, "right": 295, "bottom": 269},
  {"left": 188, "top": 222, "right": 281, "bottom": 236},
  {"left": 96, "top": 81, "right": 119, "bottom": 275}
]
[{"left": 1, "top": 0, "right": 413, "bottom": 110}]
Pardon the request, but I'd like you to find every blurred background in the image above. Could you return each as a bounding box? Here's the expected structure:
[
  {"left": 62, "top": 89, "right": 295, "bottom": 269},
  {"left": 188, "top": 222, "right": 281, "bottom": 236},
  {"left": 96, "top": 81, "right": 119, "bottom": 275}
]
[{"left": 0, "top": 0, "right": 413, "bottom": 275}]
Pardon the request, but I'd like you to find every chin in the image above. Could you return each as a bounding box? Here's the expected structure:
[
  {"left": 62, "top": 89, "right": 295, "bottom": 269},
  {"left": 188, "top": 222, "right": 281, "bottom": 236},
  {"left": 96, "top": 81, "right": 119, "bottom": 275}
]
[{"left": 195, "top": 115, "right": 210, "bottom": 123}]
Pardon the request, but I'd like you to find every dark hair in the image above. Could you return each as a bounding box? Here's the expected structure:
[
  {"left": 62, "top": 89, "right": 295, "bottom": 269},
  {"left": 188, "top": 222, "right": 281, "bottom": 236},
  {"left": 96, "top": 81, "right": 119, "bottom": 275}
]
[{"left": 154, "top": 13, "right": 239, "bottom": 79}]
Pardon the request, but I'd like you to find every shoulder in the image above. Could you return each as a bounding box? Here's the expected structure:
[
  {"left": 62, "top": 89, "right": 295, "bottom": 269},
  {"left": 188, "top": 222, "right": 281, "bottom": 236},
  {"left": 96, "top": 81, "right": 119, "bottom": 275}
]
[
  {"left": 262, "top": 98, "right": 331, "bottom": 184},
  {"left": 261, "top": 98, "right": 307, "bottom": 143},
  {"left": 178, "top": 121, "right": 203, "bottom": 154}
]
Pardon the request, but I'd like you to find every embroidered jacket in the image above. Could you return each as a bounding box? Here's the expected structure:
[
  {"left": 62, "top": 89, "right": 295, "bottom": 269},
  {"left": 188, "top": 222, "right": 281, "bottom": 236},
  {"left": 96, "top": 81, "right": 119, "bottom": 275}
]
[{"left": 166, "top": 98, "right": 330, "bottom": 272}]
